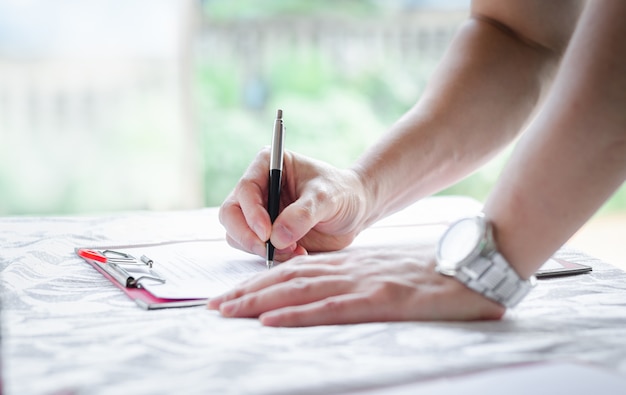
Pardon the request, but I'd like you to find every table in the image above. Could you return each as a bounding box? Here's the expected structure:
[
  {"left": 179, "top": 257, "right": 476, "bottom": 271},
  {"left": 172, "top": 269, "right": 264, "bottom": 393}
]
[{"left": 2, "top": 197, "right": 626, "bottom": 395}]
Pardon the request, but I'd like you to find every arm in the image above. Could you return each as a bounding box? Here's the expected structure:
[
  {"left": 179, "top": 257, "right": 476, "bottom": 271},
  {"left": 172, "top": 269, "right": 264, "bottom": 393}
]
[
  {"left": 484, "top": 0, "right": 626, "bottom": 278},
  {"left": 211, "top": 1, "right": 599, "bottom": 327},
  {"left": 221, "top": 1, "right": 582, "bottom": 260},
  {"left": 353, "top": 1, "right": 581, "bottom": 228}
]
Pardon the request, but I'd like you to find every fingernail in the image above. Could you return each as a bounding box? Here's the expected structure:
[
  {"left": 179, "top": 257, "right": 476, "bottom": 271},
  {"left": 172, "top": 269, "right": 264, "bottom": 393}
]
[
  {"left": 253, "top": 223, "right": 266, "bottom": 241},
  {"left": 220, "top": 300, "right": 239, "bottom": 317},
  {"left": 207, "top": 296, "right": 222, "bottom": 310}
]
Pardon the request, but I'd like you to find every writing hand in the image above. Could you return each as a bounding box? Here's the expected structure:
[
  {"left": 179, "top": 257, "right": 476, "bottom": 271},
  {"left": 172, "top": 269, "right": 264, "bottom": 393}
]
[{"left": 219, "top": 149, "right": 370, "bottom": 263}]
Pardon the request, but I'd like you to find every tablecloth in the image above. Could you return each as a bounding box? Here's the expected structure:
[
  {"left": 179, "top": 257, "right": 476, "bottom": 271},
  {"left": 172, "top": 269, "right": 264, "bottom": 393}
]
[{"left": 2, "top": 197, "right": 625, "bottom": 395}]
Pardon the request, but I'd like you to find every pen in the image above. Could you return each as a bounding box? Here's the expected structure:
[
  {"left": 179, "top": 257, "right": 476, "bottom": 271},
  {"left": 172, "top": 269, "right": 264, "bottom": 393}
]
[{"left": 266, "top": 109, "right": 285, "bottom": 269}]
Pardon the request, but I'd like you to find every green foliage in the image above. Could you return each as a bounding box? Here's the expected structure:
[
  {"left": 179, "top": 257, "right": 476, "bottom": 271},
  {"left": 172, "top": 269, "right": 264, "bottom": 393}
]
[
  {"left": 6, "top": 2, "right": 625, "bottom": 216},
  {"left": 267, "top": 51, "right": 334, "bottom": 98},
  {"left": 194, "top": 43, "right": 421, "bottom": 206},
  {"left": 197, "top": 63, "right": 242, "bottom": 107},
  {"left": 596, "top": 185, "right": 626, "bottom": 214},
  {"left": 195, "top": 42, "right": 626, "bottom": 214},
  {"left": 201, "top": 0, "right": 379, "bottom": 20}
]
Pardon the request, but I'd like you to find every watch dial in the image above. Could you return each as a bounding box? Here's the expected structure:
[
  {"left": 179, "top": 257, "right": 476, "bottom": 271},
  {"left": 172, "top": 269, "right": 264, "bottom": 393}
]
[{"left": 438, "top": 217, "right": 482, "bottom": 269}]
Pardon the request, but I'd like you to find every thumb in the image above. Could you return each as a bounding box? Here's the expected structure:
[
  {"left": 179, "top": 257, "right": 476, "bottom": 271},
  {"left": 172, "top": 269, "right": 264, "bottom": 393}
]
[{"left": 270, "top": 189, "right": 334, "bottom": 249}]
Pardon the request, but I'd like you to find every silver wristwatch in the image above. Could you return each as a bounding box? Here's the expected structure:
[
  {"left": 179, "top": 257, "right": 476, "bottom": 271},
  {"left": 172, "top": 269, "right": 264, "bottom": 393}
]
[{"left": 435, "top": 214, "right": 536, "bottom": 308}]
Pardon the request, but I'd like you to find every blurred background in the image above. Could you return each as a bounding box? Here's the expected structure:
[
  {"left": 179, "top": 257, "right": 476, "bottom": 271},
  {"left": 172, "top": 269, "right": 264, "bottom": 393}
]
[
  {"left": 0, "top": 0, "right": 624, "bottom": 265},
  {"left": 0, "top": 0, "right": 474, "bottom": 215}
]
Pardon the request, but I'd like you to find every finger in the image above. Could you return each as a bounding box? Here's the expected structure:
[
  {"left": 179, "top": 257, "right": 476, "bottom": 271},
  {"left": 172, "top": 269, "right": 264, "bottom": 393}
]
[
  {"left": 270, "top": 243, "right": 308, "bottom": 263},
  {"left": 258, "top": 293, "right": 384, "bottom": 327},
  {"left": 257, "top": 268, "right": 435, "bottom": 327},
  {"left": 219, "top": 150, "right": 272, "bottom": 242},
  {"left": 237, "top": 182, "right": 271, "bottom": 242},
  {"left": 221, "top": 203, "right": 267, "bottom": 257},
  {"left": 270, "top": 186, "right": 336, "bottom": 249},
  {"left": 207, "top": 263, "right": 335, "bottom": 309},
  {"left": 224, "top": 233, "right": 266, "bottom": 258},
  {"left": 218, "top": 275, "right": 353, "bottom": 318},
  {"left": 258, "top": 276, "right": 506, "bottom": 326},
  {"left": 225, "top": 234, "right": 302, "bottom": 263},
  {"left": 223, "top": 195, "right": 270, "bottom": 245}
]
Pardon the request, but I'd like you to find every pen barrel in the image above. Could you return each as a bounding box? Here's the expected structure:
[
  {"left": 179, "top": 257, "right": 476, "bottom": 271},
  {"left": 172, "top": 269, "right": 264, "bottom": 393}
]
[
  {"left": 267, "top": 169, "right": 282, "bottom": 223},
  {"left": 270, "top": 119, "right": 284, "bottom": 171},
  {"left": 266, "top": 168, "right": 282, "bottom": 264}
]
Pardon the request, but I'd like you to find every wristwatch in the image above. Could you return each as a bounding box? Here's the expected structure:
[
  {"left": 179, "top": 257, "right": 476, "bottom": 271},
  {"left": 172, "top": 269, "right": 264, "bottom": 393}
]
[{"left": 435, "top": 214, "right": 536, "bottom": 308}]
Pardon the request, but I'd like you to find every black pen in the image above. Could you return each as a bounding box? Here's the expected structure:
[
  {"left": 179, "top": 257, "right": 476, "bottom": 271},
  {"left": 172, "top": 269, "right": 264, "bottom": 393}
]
[{"left": 266, "top": 109, "right": 285, "bottom": 269}]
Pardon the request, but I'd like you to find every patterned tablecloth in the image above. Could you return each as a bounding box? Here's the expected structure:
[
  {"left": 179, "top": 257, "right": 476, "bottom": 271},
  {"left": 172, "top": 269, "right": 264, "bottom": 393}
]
[{"left": 2, "top": 197, "right": 626, "bottom": 395}]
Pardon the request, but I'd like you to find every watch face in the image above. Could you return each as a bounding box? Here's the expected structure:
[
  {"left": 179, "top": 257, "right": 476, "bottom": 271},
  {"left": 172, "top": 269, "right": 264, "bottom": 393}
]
[{"left": 437, "top": 217, "right": 483, "bottom": 271}]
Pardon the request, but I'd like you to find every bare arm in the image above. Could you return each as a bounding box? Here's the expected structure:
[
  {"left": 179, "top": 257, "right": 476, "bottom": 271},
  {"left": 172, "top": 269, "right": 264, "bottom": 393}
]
[
  {"left": 212, "top": 1, "right": 621, "bottom": 326},
  {"left": 484, "top": 0, "right": 626, "bottom": 278},
  {"left": 353, "top": 1, "right": 583, "bottom": 228},
  {"left": 219, "top": 1, "right": 585, "bottom": 260}
]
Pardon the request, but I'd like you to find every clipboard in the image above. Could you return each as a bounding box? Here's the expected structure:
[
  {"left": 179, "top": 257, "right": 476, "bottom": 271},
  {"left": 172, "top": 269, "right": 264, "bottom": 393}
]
[
  {"left": 75, "top": 240, "right": 267, "bottom": 310},
  {"left": 76, "top": 241, "right": 591, "bottom": 310},
  {"left": 76, "top": 247, "right": 209, "bottom": 309}
]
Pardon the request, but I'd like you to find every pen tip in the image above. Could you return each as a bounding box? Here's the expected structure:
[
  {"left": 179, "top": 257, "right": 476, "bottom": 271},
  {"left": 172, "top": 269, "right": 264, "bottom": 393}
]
[
  {"left": 276, "top": 109, "right": 282, "bottom": 120},
  {"left": 266, "top": 260, "right": 274, "bottom": 269}
]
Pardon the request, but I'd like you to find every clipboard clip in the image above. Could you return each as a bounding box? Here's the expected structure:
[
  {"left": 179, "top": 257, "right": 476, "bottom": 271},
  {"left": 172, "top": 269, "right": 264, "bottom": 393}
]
[{"left": 78, "top": 248, "right": 166, "bottom": 288}]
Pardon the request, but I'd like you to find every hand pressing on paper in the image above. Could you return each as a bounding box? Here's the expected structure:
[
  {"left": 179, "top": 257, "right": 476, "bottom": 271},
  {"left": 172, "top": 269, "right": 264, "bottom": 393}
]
[
  {"left": 219, "top": 149, "right": 371, "bottom": 263},
  {"left": 207, "top": 245, "right": 504, "bottom": 327}
]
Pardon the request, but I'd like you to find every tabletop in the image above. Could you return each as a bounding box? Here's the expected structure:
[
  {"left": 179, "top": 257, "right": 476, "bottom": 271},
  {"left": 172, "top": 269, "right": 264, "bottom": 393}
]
[{"left": 2, "top": 196, "right": 626, "bottom": 395}]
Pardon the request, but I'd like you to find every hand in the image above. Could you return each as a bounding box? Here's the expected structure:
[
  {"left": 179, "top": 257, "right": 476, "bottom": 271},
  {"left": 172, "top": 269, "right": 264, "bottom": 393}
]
[
  {"left": 207, "top": 245, "right": 505, "bottom": 327},
  {"left": 219, "top": 149, "right": 370, "bottom": 262}
]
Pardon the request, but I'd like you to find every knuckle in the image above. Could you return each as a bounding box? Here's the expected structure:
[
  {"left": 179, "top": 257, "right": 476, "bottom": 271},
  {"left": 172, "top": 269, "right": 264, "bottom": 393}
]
[
  {"left": 237, "top": 295, "right": 257, "bottom": 311},
  {"left": 313, "top": 187, "right": 333, "bottom": 205},
  {"left": 288, "top": 278, "right": 314, "bottom": 293},
  {"left": 321, "top": 297, "right": 345, "bottom": 315},
  {"left": 257, "top": 146, "right": 271, "bottom": 158},
  {"left": 370, "top": 279, "right": 412, "bottom": 301},
  {"left": 293, "top": 202, "right": 315, "bottom": 224},
  {"left": 218, "top": 203, "right": 238, "bottom": 227},
  {"left": 234, "top": 177, "right": 255, "bottom": 196},
  {"left": 276, "top": 267, "right": 299, "bottom": 282}
]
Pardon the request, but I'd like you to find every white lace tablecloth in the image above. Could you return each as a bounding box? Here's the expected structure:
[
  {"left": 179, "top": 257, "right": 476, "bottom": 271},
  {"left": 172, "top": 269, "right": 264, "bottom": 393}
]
[{"left": 2, "top": 197, "right": 626, "bottom": 395}]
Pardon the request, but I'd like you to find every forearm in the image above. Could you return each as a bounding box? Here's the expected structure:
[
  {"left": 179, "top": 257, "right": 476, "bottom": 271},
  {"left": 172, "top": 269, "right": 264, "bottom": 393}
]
[
  {"left": 352, "top": 15, "right": 558, "bottom": 227},
  {"left": 484, "top": 0, "right": 626, "bottom": 278}
]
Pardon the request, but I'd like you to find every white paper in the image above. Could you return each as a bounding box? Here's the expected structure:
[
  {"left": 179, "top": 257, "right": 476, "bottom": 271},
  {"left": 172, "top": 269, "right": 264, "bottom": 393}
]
[{"left": 126, "top": 240, "right": 266, "bottom": 299}]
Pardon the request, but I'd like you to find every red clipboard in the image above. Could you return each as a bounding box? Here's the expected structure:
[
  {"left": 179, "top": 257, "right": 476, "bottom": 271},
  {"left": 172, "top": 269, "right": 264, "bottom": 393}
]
[{"left": 76, "top": 247, "right": 208, "bottom": 310}]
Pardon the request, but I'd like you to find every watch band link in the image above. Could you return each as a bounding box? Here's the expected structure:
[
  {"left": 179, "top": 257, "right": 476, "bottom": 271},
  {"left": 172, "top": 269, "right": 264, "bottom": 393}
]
[{"left": 456, "top": 252, "right": 535, "bottom": 308}]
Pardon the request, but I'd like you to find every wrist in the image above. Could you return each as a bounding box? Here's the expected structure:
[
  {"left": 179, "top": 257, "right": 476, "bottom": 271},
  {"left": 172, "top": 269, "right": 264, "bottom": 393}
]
[
  {"left": 435, "top": 214, "right": 536, "bottom": 308},
  {"left": 349, "top": 165, "right": 384, "bottom": 231}
]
